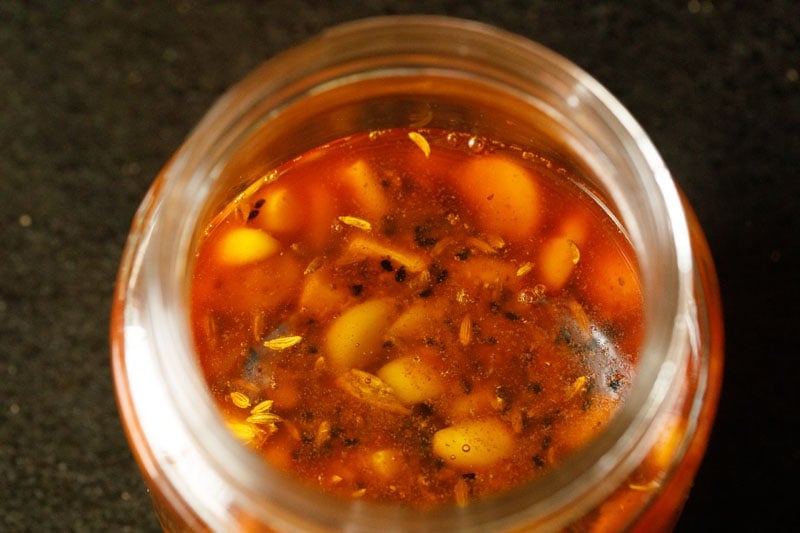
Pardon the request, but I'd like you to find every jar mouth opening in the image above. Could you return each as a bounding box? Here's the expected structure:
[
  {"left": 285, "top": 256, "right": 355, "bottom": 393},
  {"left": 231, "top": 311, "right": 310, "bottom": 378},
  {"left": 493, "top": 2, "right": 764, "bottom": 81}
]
[{"left": 145, "top": 15, "right": 694, "bottom": 530}]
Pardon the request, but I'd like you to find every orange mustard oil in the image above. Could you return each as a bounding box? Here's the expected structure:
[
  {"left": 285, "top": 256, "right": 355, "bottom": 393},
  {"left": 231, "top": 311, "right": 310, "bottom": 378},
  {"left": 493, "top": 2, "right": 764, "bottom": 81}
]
[{"left": 190, "top": 128, "right": 644, "bottom": 508}]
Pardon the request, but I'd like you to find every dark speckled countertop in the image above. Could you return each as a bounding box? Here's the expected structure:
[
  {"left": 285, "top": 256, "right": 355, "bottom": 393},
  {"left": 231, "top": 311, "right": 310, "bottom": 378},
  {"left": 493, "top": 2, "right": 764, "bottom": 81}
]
[{"left": 1, "top": 1, "right": 798, "bottom": 531}]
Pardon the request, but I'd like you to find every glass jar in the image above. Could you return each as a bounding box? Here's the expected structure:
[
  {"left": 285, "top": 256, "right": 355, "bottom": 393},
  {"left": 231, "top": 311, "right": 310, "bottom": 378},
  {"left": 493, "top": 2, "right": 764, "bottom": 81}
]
[{"left": 111, "top": 16, "right": 723, "bottom": 532}]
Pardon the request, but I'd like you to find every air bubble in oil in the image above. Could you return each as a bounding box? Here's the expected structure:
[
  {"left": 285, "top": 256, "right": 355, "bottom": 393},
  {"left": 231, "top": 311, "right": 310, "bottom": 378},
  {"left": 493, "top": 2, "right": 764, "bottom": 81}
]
[{"left": 467, "top": 136, "right": 485, "bottom": 153}]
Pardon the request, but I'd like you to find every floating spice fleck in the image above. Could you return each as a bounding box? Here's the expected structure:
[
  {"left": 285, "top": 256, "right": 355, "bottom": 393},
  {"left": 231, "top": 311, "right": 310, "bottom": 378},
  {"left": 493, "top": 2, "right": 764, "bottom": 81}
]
[
  {"left": 304, "top": 256, "right": 324, "bottom": 275},
  {"left": 455, "top": 288, "right": 469, "bottom": 303},
  {"left": 516, "top": 262, "right": 533, "bottom": 277},
  {"left": 251, "top": 399, "right": 275, "bottom": 415},
  {"left": 455, "top": 248, "right": 471, "bottom": 261},
  {"left": 465, "top": 237, "right": 497, "bottom": 254},
  {"left": 414, "top": 225, "right": 437, "bottom": 247},
  {"left": 380, "top": 258, "right": 394, "bottom": 271},
  {"left": 407, "top": 131, "right": 431, "bottom": 158},
  {"left": 485, "top": 234, "right": 506, "bottom": 251},
  {"left": 247, "top": 412, "right": 282, "bottom": 426},
  {"left": 395, "top": 266, "right": 407, "bottom": 282},
  {"left": 428, "top": 263, "right": 447, "bottom": 285},
  {"left": 263, "top": 335, "right": 303, "bottom": 350},
  {"left": 338, "top": 215, "right": 372, "bottom": 231},
  {"left": 459, "top": 315, "right": 472, "bottom": 346},
  {"left": 568, "top": 376, "right": 588, "bottom": 399},
  {"left": 315, "top": 420, "right": 332, "bottom": 447},
  {"left": 252, "top": 312, "right": 266, "bottom": 343}
]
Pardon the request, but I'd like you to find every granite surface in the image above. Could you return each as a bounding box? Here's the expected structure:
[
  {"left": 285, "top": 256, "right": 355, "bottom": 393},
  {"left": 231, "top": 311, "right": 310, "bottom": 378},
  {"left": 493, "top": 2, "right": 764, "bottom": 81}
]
[{"left": 1, "top": 1, "right": 797, "bottom": 531}]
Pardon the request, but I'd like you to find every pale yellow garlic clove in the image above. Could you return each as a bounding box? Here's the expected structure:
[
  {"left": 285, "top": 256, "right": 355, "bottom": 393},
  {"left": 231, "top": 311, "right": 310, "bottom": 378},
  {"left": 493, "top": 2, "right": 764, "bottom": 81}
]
[
  {"left": 376, "top": 355, "right": 444, "bottom": 405},
  {"left": 538, "top": 236, "right": 580, "bottom": 292},
  {"left": 432, "top": 419, "right": 513, "bottom": 469},
  {"left": 216, "top": 227, "right": 280, "bottom": 266},
  {"left": 325, "top": 299, "right": 394, "bottom": 369},
  {"left": 341, "top": 159, "right": 389, "bottom": 220},
  {"left": 453, "top": 155, "right": 541, "bottom": 242}
]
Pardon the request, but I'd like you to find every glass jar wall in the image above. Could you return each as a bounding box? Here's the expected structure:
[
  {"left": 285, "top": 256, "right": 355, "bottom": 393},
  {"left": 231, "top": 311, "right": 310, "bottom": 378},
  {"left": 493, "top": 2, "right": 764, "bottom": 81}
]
[{"left": 111, "top": 16, "right": 722, "bottom": 532}]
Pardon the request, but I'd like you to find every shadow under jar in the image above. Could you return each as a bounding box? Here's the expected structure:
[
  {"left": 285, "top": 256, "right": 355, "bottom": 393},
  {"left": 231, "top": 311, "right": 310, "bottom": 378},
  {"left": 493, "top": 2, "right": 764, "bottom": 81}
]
[{"left": 111, "top": 16, "right": 723, "bottom": 532}]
